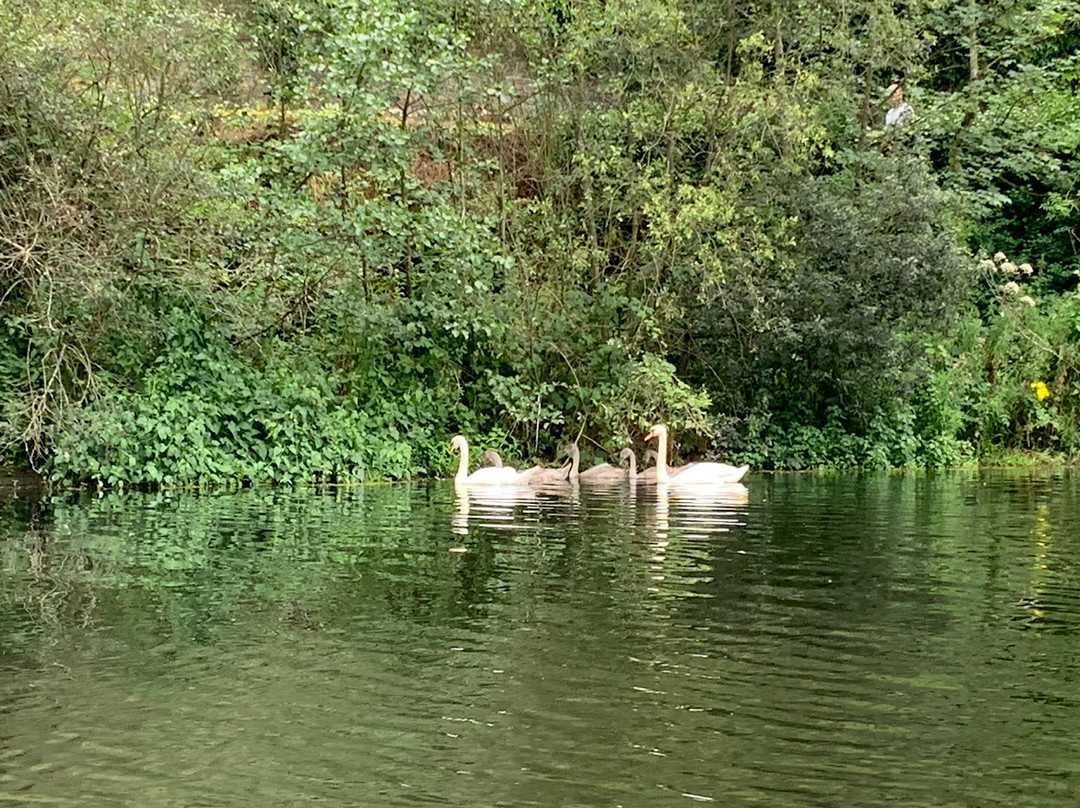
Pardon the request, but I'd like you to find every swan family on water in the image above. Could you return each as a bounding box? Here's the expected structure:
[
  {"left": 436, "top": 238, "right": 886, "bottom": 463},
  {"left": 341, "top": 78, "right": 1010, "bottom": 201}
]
[{"left": 450, "top": 424, "right": 748, "bottom": 487}]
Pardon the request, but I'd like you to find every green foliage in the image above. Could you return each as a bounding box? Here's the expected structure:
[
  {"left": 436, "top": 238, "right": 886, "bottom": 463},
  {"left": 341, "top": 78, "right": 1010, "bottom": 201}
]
[
  {"left": 728, "top": 395, "right": 971, "bottom": 472},
  {"left": 920, "top": 0, "right": 1080, "bottom": 288},
  {"left": 0, "top": 0, "right": 244, "bottom": 465},
  {"left": 47, "top": 311, "right": 373, "bottom": 485},
  {"left": 2, "top": 0, "right": 1079, "bottom": 481},
  {"left": 690, "top": 148, "right": 972, "bottom": 460},
  {"left": 46, "top": 356, "right": 429, "bottom": 486}
]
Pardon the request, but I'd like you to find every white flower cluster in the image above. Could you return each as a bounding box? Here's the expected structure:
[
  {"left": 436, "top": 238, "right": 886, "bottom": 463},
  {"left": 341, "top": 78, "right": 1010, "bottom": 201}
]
[{"left": 985, "top": 251, "right": 1036, "bottom": 305}]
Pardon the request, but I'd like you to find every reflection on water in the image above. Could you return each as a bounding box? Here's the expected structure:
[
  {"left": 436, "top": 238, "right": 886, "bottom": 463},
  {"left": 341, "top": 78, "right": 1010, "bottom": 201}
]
[
  {"left": 651, "top": 481, "right": 749, "bottom": 535},
  {"left": 3, "top": 472, "right": 1080, "bottom": 807},
  {"left": 452, "top": 481, "right": 749, "bottom": 538},
  {"left": 452, "top": 484, "right": 540, "bottom": 536}
]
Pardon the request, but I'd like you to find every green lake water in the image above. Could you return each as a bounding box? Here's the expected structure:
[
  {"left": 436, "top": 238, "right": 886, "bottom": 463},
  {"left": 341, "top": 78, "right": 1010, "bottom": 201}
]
[{"left": 2, "top": 472, "right": 1079, "bottom": 806}]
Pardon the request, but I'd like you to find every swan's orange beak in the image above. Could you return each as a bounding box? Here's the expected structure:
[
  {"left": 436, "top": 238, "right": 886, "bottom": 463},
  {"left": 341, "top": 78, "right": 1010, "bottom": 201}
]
[{"left": 644, "top": 429, "right": 657, "bottom": 441}]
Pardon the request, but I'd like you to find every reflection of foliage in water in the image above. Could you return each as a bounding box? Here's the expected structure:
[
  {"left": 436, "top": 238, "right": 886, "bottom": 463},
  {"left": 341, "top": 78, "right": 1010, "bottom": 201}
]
[
  {"left": 1, "top": 482, "right": 745, "bottom": 666},
  {"left": 0, "top": 486, "right": 513, "bottom": 659}
]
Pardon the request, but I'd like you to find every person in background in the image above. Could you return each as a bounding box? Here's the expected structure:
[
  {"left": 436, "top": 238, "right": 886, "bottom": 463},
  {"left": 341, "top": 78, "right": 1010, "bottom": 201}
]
[{"left": 885, "top": 82, "right": 914, "bottom": 127}]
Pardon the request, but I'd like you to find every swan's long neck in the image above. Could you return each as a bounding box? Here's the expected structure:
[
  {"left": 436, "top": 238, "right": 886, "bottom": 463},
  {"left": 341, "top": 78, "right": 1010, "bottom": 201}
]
[
  {"left": 568, "top": 445, "right": 580, "bottom": 478},
  {"left": 655, "top": 431, "right": 670, "bottom": 483},
  {"left": 455, "top": 440, "right": 470, "bottom": 483},
  {"left": 626, "top": 451, "right": 636, "bottom": 477}
]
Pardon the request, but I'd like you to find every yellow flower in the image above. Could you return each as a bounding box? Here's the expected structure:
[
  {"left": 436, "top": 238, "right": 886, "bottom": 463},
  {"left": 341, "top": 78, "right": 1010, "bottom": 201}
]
[{"left": 1030, "top": 381, "right": 1051, "bottom": 401}]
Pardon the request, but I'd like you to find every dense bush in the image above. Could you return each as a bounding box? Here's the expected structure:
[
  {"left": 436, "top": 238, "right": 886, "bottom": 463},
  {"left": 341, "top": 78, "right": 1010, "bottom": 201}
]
[{"left": 1, "top": 0, "right": 1078, "bottom": 483}]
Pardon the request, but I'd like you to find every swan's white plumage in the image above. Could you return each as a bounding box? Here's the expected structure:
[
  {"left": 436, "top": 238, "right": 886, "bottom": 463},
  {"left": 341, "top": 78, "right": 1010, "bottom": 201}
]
[
  {"left": 451, "top": 436, "right": 536, "bottom": 485},
  {"left": 643, "top": 424, "right": 748, "bottom": 485}
]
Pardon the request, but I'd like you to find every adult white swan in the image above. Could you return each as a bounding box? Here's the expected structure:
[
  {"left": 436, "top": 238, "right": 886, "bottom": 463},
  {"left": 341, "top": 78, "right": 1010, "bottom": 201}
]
[
  {"left": 643, "top": 424, "right": 749, "bottom": 485},
  {"left": 450, "top": 436, "right": 537, "bottom": 485}
]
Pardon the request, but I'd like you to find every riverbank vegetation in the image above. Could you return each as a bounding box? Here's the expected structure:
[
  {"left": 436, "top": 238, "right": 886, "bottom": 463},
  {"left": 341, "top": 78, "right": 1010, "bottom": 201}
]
[{"left": 1, "top": 0, "right": 1078, "bottom": 484}]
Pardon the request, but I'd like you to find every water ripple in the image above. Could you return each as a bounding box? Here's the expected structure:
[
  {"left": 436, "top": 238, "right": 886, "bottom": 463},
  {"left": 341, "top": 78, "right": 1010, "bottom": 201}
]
[{"left": 3, "top": 474, "right": 1080, "bottom": 806}]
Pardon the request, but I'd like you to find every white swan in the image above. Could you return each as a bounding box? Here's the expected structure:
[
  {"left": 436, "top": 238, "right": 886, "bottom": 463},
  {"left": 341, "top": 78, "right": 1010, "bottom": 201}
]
[
  {"left": 638, "top": 448, "right": 696, "bottom": 482},
  {"left": 451, "top": 436, "right": 537, "bottom": 485},
  {"left": 638, "top": 448, "right": 705, "bottom": 483},
  {"left": 643, "top": 424, "right": 749, "bottom": 485}
]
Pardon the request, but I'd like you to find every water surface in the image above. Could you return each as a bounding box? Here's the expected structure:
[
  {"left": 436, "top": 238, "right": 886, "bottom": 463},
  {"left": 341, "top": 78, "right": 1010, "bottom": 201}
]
[{"left": 2, "top": 472, "right": 1079, "bottom": 806}]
